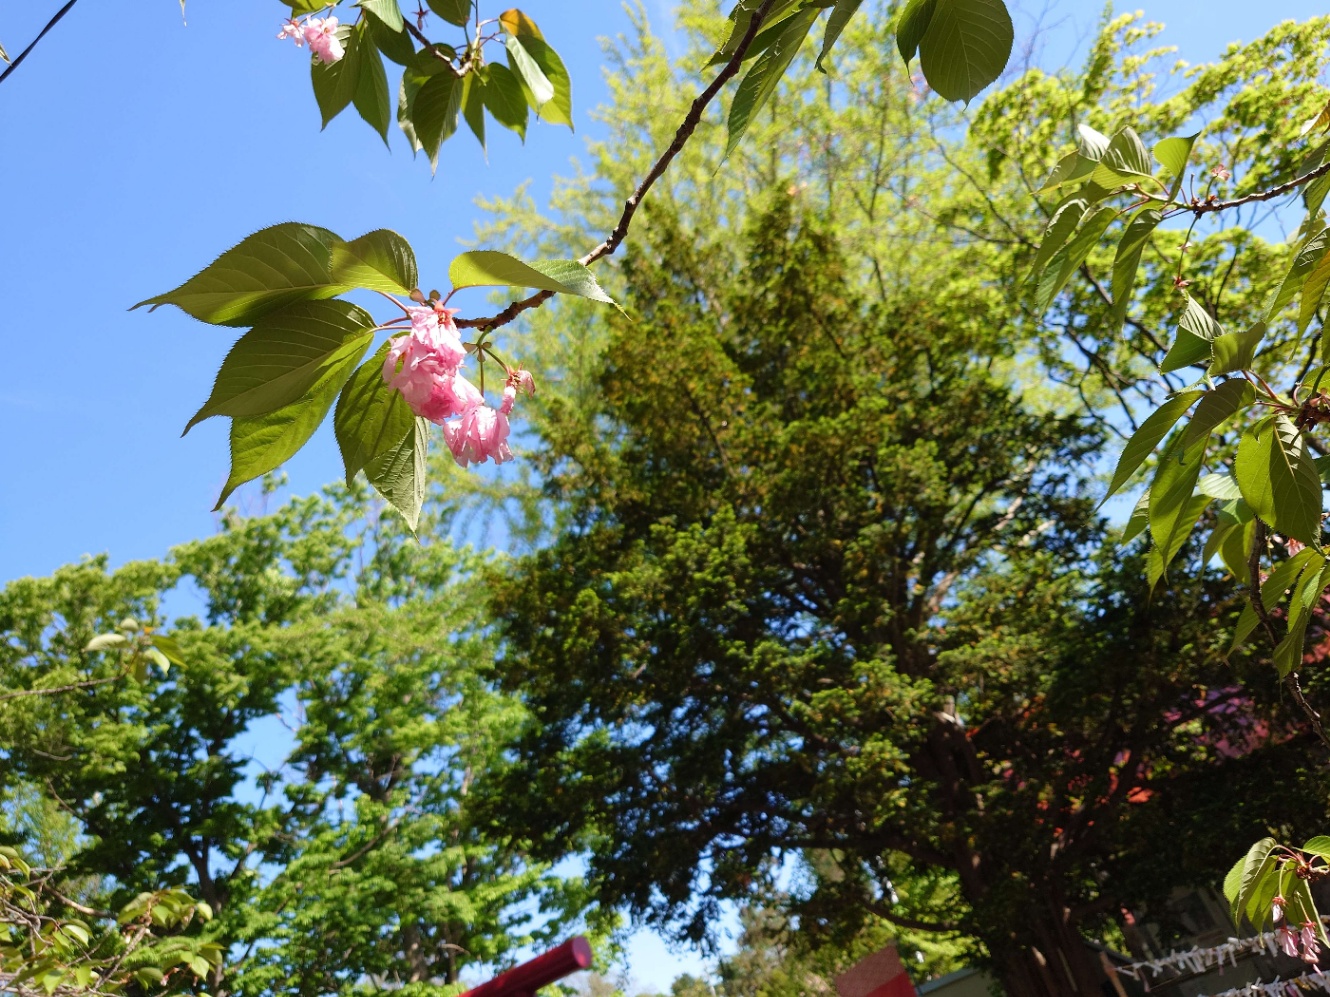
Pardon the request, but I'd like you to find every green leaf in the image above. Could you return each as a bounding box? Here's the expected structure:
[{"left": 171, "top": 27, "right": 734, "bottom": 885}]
[
  {"left": 1075, "top": 123, "right": 1110, "bottom": 160},
  {"left": 311, "top": 24, "right": 363, "bottom": 127},
  {"left": 368, "top": 12, "right": 414, "bottom": 65},
  {"left": 916, "top": 0, "right": 1012, "bottom": 104},
  {"left": 367, "top": 416, "right": 430, "bottom": 532},
  {"left": 150, "top": 634, "right": 187, "bottom": 668},
  {"left": 1147, "top": 426, "right": 1209, "bottom": 584},
  {"left": 215, "top": 337, "right": 369, "bottom": 509},
  {"left": 1235, "top": 414, "right": 1323, "bottom": 545},
  {"left": 1153, "top": 134, "right": 1197, "bottom": 181},
  {"left": 354, "top": 31, "right": 393, "bottom": 142},
  {"left": 1300, "top": 249, "right": 1330, "bottom": 338},
  {"left": 1120, "top": 492, "right": 1149, "bottom": 546},
  {"left": 334, "top": 341, "right": 415, "bottom": 485},
  {"left": 398, "top": 46, "right": 456, "bottom": 153},
  {"left": 185, "top": 955, "right": 211, "bottom": 979},
  {"left": 144, "top": 646, "right": 172, "bottom": 673},
  {"left": 1209, "top": 321, "right": 1266, "bottom": 376},
  {"left": 896, "top": 0, "right": 937, "bottom": 62},
  {"left": 133, "top": 223, "right": 349, "bottom": 327},
  {"left": 1198, "top": 471, "right": 1243, "bottom": 501},
  {"left": 1027, "top": 196, "right": 1087, "bottom": 283},
  {"left": 1183, "top": 378, "right": 1254, "bottom": 447},
  {"left": 1269, "top": 226, "right": 1330, "bottom": 319},
  {"left": 185, "top": 301, "right": 376, "bottom": 432},
  {"left": 1033, "top": 205, "right": 1115, "bottom": 314},
  {"left": 1038, "top": 151, "right": 1093, "bottom": 191},
  {"left": 725, "top": 8, "right": 819, "bottom": 157},
  {"left": 505, "top": 34, "right": 553, "bottom": 108},
  {"left": 449, "top": 251, "right": 618, "bottom": 305},
  {"left": 1203, "top": 517, "right": 1237, "bottom": 567},
  {"left": 1219, "top": 518, "right": 1256, "bottom": 579},
  {"left": 518, "top": 34, "right": 572, "bottom": 127},
  {"left": 524, "top": 260, "right": 618, "bottom": 307},
  {"left": 1276, "top": 562, "right": 1329, "bottom": 676},
  {"left": 1229, "top": 838, "right": 1277, "bottom": 927},
  {"left": 1286, "top": 867, "right": 1330, "bottom": 947},
  {"left": 816, "top": 0, "right": 864, "bottom": 72},
  {"left": 1090, "top": 127, "right": 1153, "bottom": 187},
  {"left": 707, "top": 0, "right": 798, "bottom": 67},
  {"left": 1233, "top": 547, "right": 1317, "bottom": 649},
  {"left": 1110, "top": 207, "right": 1162, "bottom": 333},
  {"left": 482, "top": 63, "right": 529, "bottom": 140},
  {"left": 427, "top": 0, "right": 471, "bottom": 25},
  {"left": 330, "top": 229, "right": 418, "bottom": 294},
  {"left": 413, "top": 71, "right": 463, "bottom": 169},
  {"left": 1101, "top": 390, "right": 1204, "bottom": 504},
  {"left": 1162, "top": 296, "right": 1221, "bottom": 374},
  {"left": 462, "top": 72, "right": 486, "bottom": 148},
  {"left": 358, "top": 0, "right": 403, "bottom": 32},
  {"left": 85, "top": 633, "right": 128, "bottom": 653},
  {"left": 1302, "top": 835, "right": 1330, "bottom": 861}
]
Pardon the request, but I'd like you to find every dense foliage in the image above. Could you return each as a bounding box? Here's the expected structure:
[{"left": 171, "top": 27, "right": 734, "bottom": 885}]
[{"left": 0, "top": 489, "right": 609, "bottom": 995}]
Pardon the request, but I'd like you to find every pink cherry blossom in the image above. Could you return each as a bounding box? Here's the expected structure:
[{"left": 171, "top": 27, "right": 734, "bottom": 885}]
[
  {"left": 1301, "top": 921, "right": 1321, "bottom": 965},
  {"left": 277, "top": 19, "right": 305, "bottom": 44},
  {"left": 1278, "top": 924, "right": 1301, "bottom": 958},
  {"left": 1287, "top": 537, "right": 1307, "bottom": 556},
  {"left": 500, "top": 368, "right": 536, "bottom": 416},
  {"left": 303, "top": 17, "right": 345, "bottom": 64},
  {"left": 382, "top": 315, "right": 469, "bottom": 425},
  {"left": 444, "top": 389, "right": 513, "bottom": 468},
  {"left": 1274, "top": 895, "right": 1287, "bottom": 922}
]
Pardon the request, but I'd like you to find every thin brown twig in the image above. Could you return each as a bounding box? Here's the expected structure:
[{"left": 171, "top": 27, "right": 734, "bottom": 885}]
[
  {"left": 456, "top": 0, "right": 779, "bottom": 332},
  {"left": 1183, "top": 158, "right": 1330, "bottom": 217},
  {"left": 0, "top": 676, "right": 119, "bottom": 704}
]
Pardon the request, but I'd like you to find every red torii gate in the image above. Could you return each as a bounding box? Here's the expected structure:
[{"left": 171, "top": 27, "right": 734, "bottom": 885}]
[{"left": 459, "top": 936, "right": 595, "bottom": 997}]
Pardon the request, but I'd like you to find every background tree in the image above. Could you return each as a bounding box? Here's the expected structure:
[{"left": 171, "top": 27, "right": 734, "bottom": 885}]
[{"left": 0, "top": 486, "right": 610, "bottom": 996}]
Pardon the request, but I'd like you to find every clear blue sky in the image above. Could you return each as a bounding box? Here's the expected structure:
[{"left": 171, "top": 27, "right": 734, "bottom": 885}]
[{"left": 0, "top": 0, "right": 1325, "bottom": 991}]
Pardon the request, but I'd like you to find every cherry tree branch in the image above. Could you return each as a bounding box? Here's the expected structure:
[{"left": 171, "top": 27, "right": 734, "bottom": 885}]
[
  {"left": 456, "top": 0, "right": 779, "bottom": 332},
  {"left": 0, "top": 675, "right": 119, "bottom": 704},
  {"left": 1183, "top": 158, "right": 1330, "bottom": 217},
  {"left": 0, "top": 0, "right": 81, "bottom": 87}
]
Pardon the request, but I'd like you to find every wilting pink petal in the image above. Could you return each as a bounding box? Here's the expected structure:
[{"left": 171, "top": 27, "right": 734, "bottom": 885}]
[
  {"left": 1278, "top": 925, "right": 1301, "bottom": 958},
  {"left": 1273, "top": 895, "right": 1286, "bottom": 923},
  {"left": 500, "top": 367, "right": 536, "bottom": 415},
  {"left": 1287, "top": 538, "right": 1307, "bottom": 556},
  {"left": 444, "top": 401, "right": 512, "bottom": 468},
  {"left": 1301, "top": 922, "right": 1321, "bottom": 965},
  {"left": 278, "top": 19, "right": 305, "bottom": 44}
]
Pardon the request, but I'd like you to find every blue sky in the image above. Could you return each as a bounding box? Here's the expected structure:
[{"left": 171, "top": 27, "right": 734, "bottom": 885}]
[{"left": 1, "top": 0, "right": 1327, "bottom": 991}]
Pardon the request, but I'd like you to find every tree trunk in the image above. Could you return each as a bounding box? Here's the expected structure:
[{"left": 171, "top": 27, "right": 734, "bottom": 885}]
[{"left": 984, "top": 900, "right": 1108, "bottom": 997}]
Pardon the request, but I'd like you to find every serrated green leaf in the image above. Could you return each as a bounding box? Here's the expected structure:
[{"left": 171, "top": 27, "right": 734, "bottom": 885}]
[
  {"left": 1231, "top": 838, "right": 1277, "bottom": 927},
  {"left": 462, "top": 72, "right": 486, "bottom": 148},
  {"left": 367, "top": 416, "right": 430, "bottom": 532},
  {"left": 1153, "top": 134, "right": 1197, "bottom": 180},
  {"left": 1147, "top": 426, "right": 1209, "bottom": 584},
  {"left": 215, "top": 337, "right": 369, "bottom": 509},
  {"left": 1209, "top": 321, "right": 1265, "bottom": 376},
  {"left": 334, "top": 341, "right": 416, "bottom": 485},
  {"left": 1090, "top": 127, "right": 1153, "bottom": 188},
  {"left": 1303, "top": 835, "right": 1330, "bottom": 861},
  {"left": 1075, "top": 123, "right": 1110, "bottom": 160},
  {"left": 1199, "top": 472, "right": 1243, "bottom": 501},
  {"left": 1269, "top": 226, "right": 1330, "bottom": 319},
  {"left": 358, "top": 0, "right": 403, "bottom": 32},
  {"left": 1101, "top": 390, "right": 1204, "bottom": 505},
  {"left": 816, "top": 0, "right": 864, "bottom": 72},
  {"left": 1233, "top": 547, "right": 1317, "bottom": 649},
  {"left": 482, "top": 63, "right": 528, "bottom": 140},
  {"left": 1235, "top": 414, "right": 1323, "bottom": 545},
  {"left": 1033, "top": 205, "right": 1115, "bottom": 314},
  {"left": 413, "top": 71, "right": 463, "bottom": 170},
  {"left": 144, "top": 646, "right": 172, "bottom": 673},
  {"left": 725, "top": 8, "right": 818, "bottom": 157},
  {"left": 916, "top": 0, "right": 1012, "bottom": 104},
  {"left": 330, "top": 229, "right": 418, "bottom": 294},
  {"left": 134, "top": 224, "right": 349, "bottom": 327},
  {"left": 428, "top": 0, "right": 470, "bottom": 25},
  {"left": 354, "top": 30, "right": 392, "bottom": 142},
  {"left": 896, "top": 0, "right": 937, "bottom": 62},
  {"left": 1121, "top": 492, "right": 1149, "bottom": 546},
  {"left": 1181, "top": 379, "right": 1252, "bottom": 450},
  {"left": 368, "top": 13, "right": 414, "bottom": 65},
  {"left": 449, "top": 251, "right": 618, "bottom": 306},
  {"left": 518, "top": 34, "right": 572, "bottom": 127},
  {"left": 1027, "top": 197, "right": 1087, "bottom": 284},
  {"left": 1300, "top": 250, "right": 1330, "bottom": 338},
  {"left": 1110, "top": 207, "right": 1162, "bottom": 333},
  {"left": 185, "top": 301, "right": 376, "bottom": 432},
  {"left": 505, "top": 34, "right": 553, "bottom": 108},
  {"left": 311, "top": 24, "right": 363, "bottom": 127},
  {"left": 708, "top": 0, "right": 802, "bottom": 68}
]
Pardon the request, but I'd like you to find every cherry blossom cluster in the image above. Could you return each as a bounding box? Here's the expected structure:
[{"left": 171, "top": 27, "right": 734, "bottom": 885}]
[
  {"left": 1274, "top": 896, "right": 1323, "bottom": 966},
  {"left": 382, "top": 301, "right": 535, "bottom": 468},
  {"left": 278, "top": 14, "right": 345, "bottom": 64}
]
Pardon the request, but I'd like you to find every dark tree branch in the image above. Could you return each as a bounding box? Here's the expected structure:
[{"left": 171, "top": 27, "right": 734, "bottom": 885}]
[
  {"left": 456, "top": 0, "right": 779, "bottom": 333},
  {"left": 0, "top": 676, "right": 118, "bottom": 704},
  {"left": 0, "top": 0, "right": 81, "bottom": 87}
]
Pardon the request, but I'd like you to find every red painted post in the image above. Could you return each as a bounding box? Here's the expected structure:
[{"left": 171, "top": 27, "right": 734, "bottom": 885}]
[{"left": 459, "top": 936, "right": 594, "bottom": 997}]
